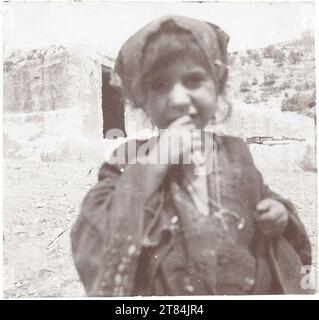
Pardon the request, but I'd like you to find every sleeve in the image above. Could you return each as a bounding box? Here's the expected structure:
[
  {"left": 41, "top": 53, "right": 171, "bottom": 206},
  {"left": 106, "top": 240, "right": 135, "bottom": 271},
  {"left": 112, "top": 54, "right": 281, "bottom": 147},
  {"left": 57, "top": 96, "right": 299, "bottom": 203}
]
[
  {"left": 260, "top": 180, "right": 312, "bottom": 266},
  {"left": 70, "top": 153, "right": 165, "bottom": 296},
  {"left": 238, "top": 137, "right": 312, "bottom": 266}
]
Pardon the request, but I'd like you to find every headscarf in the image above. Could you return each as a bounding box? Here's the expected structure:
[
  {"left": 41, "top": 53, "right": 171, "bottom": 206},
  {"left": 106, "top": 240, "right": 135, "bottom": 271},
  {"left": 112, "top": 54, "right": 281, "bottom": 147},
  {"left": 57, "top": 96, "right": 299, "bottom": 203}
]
[{"left": 115, "top": 15, "right": 230, "bottom": 108}]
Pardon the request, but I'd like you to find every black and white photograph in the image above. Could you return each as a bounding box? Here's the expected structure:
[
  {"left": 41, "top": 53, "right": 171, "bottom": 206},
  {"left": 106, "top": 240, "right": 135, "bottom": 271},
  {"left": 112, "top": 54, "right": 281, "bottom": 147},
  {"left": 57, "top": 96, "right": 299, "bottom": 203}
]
[{"left": 2, "top": 0, "right": 317, "bottom": 298}]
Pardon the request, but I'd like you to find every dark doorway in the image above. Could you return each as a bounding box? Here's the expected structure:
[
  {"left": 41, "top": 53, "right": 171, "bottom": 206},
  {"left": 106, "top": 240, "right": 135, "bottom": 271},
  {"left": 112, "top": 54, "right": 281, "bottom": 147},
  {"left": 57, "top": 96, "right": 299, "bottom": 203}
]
[{"left": 101, "top": 66, "right": 126, "bottom": 139}]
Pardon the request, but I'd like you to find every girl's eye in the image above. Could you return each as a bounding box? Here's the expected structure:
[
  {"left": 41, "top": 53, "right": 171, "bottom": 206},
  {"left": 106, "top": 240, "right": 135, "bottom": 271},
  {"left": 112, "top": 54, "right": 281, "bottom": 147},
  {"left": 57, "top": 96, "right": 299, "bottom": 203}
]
[
  {"left": 149, "top": 79, "right": 168, "bottom": 92},
  {"left": 184, "top": 74, "right": 206, "bottom": 89}
]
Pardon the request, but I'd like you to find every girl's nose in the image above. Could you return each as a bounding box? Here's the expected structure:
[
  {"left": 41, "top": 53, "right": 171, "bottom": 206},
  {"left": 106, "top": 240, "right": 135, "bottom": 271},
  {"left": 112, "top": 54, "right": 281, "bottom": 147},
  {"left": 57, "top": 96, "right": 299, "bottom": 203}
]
[{"left": 168, "top": 83, "right": 191, "bottom": 109}]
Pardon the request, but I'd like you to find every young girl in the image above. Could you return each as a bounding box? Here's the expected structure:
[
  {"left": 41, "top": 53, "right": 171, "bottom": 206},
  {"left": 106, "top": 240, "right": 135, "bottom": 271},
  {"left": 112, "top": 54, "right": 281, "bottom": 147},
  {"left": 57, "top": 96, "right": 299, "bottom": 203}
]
[{"left": 71, "top": 15, "right": 312, "bottom": 296}]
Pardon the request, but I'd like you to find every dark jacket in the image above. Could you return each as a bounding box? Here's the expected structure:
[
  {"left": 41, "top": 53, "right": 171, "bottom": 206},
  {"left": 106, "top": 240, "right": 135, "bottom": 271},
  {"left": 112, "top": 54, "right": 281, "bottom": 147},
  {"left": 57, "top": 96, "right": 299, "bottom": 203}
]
[{"left": 71, "top": 135, "right": 312, "bottom": 296}]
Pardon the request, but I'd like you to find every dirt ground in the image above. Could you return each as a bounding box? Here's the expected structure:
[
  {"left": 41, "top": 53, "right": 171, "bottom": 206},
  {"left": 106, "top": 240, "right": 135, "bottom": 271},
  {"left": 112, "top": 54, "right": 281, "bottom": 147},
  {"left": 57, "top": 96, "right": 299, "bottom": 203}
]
[
  {"left": 3, "top": 148, "right": 317, "bottom": 297},
  {"left": 3, "top": 159, "right": 99, "bottom": 297}
]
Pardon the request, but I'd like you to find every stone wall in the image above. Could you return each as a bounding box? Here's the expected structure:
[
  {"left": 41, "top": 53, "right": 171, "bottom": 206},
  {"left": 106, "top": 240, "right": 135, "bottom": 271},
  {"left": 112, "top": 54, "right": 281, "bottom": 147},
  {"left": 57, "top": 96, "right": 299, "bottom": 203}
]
[
  {"left": 4, "top": 44, "right": 114, "bottom": 140},
  {"left": 5, "top": 45, "right": 76, "bottom": 113}
]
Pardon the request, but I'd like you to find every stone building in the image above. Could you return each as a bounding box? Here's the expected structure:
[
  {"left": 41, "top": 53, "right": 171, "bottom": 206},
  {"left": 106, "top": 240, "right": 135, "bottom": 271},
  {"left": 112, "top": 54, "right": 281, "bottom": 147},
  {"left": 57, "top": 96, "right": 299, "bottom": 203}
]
[
  {"left": 3, "top": 44, "right": 154, "bottom": 161},
  {"left": 3, "top": 44, "right": 128, "bottom": 140}
]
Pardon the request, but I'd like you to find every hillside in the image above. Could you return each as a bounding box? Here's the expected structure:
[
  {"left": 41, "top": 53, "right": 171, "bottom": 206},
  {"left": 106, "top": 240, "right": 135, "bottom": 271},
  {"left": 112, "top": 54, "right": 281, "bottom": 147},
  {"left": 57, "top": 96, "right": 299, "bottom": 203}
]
[{"left": 228, "top": 30, "right": 316, "bottom": 119}]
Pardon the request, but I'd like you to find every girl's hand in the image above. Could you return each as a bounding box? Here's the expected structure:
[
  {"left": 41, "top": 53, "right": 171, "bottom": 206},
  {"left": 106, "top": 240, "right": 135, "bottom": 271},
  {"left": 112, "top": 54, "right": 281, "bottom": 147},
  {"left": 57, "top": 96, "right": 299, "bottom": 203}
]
[
  {"left": 137, "top": 115, "right": 203, "bottom": 201},
  {"left": 255, "top": 198, "right": 289, "bottom": 237},
  {"left": 149, "top": 114, "right": 202, "bottom": 166}
]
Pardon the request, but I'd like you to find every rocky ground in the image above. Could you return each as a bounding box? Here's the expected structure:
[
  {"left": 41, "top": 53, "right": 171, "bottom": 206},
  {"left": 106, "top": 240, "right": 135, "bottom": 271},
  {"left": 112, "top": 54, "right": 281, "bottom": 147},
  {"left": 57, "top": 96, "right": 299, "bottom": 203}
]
[{"left": 3, "top": 159, "right": 99, "bottom": 297}]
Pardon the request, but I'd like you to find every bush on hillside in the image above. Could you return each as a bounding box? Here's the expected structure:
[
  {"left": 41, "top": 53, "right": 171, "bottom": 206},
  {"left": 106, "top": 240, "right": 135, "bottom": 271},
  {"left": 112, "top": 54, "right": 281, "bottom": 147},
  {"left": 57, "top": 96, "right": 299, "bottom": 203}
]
[
  {"left": 251, "top": 53, "right": 262, "bottom": 66},
  {"left": 295, "top": 81, "right": 314, "bottom": 92},
  {"left": 263, "top": 45, "right": 276, "bottom": 58},
  {"left": 260, "top": 92, "right": 269, "bottom": 102},
  {"left": 288, "top": 50, "right": 303, "bottom": 64},
  {"left": 262, "top": 85, "right": 281, "bottom": 95},
  {"left": 280, "top": 81, "right": 291, "bottom": 90},
  {"left": 263, "top": 73, "right": 278, "bottom": 86},
  {"left": 244, "top": 93, "right": 260, "bottom": 104},
  {"left": 281, "top": 92, "right": 315, "bottom": 118},
  {"left": 273, "top": 49, "right": 286, "bottom": 67},
  {"left": 240, "top": 80, "right": 251, "bottom": 93},
  {"left": 252, "top": 77, "right": 258, "bottom": 86}
]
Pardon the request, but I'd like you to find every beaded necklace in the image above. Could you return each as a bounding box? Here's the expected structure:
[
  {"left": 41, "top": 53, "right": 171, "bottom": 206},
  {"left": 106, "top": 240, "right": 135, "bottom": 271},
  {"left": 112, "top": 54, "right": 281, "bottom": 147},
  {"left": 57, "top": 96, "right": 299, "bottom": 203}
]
[{"left": 184, "top": 134, "right": 245, "bottom": 232}]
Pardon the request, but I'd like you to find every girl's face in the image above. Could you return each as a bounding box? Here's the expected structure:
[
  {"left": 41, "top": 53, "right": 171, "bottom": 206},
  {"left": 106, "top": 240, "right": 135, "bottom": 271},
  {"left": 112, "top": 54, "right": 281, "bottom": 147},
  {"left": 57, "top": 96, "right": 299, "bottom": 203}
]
[{"left": 144, "top": 56, "right": 218, "bottom": 129}]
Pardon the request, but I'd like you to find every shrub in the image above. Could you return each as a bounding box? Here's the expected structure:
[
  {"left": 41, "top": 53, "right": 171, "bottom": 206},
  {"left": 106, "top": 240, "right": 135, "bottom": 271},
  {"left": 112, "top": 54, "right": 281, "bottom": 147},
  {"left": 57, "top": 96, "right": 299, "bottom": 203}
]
[
  {"left": 288, "top": 50, "right": 303, "bottom": 64},
  {"left": 261, "top": 92, "right": 269, "bottom": 102},
  {"left": 263, "top": 45, "right": 276, "bottom": 58},
  {"left": 263, "top": 73, "right": 278, "bottom": 86},
  {"left": 240, "top": 80, "right": 250, "bottom": 92},
  {"left": 295, "top": 81, "right": 312, "bottom": 91},
  {"left": 4, "top": 60, "right": 14, "bottom": 72},
  {"left": 273, "top": 49, "right": 286, "bottom": 67},
  {"left": 279, "top": 81, "right": 291, "bottom": 90},
  {"left": 281, "top": 92, "right": 315, "bottom": 118},
  {"left": 251, "top": 53, "right": 262, "bottom": 66},
  {"left": 244, "top": 93, "right": 260, "bottom": 104},
  {"left": 281, "top": 93, "right": 302, "bottom": 112},
  {"left": 262, "top": 85, "right": 281, "bottom": 95}
]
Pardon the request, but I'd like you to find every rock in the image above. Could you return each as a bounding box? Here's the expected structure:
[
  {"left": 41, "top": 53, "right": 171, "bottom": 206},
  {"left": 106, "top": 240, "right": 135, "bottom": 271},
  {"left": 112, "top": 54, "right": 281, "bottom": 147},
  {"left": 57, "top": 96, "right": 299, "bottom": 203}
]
[
  {"left": 38, "top": 269, "right": 53, "bottom": 277},
  {"left": 298, "top": 143, "right": 316, "bottom": 172},
  {"left": 27, "top": 286, "right": 36, "bottom": 295}
]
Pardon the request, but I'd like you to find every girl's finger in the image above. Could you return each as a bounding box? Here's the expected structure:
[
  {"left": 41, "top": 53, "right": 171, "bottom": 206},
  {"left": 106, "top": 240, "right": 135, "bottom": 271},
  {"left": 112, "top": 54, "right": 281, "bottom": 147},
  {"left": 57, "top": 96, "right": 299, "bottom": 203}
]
[
  {"left": 256, "top": 199, "right": 271, "bottom": 213},
  {"left": 257, "top": 210, "right": 278, "bottom": 222},
  {"left": 169, "top": 114, "right": 193, "bottom": 128}
]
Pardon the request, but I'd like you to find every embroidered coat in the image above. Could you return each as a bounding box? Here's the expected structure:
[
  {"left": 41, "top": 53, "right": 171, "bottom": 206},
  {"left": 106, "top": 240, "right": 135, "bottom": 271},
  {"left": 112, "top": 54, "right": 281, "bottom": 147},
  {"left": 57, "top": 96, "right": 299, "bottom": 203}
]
[{"left": 71, "top": 135, "right": 312, "bottom": 296}]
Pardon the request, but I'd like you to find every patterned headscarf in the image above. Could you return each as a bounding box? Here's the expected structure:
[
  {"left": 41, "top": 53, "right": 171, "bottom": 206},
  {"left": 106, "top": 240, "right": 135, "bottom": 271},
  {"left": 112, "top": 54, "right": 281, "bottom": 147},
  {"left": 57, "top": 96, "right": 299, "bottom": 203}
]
[{"left": 115, "top": 15, "right": 230, "bottom": 108}]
